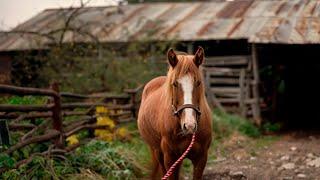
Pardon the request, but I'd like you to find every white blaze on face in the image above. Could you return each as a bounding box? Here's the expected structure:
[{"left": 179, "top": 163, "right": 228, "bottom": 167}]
[{"left": 177, "top": 75, "right": 196, "bottom": 131}]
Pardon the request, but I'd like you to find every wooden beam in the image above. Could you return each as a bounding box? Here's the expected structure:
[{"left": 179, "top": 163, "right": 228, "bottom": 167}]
[
  {"left": 5, "top": 130, "right": 60, "bottom": 154},
  {"left": 211, "top": 87, "right": 240, "bottom": 94},
  {"left": 205, "top": 56, "right": 250, "bottom": 66},
  {"left": 60, "top": 92, "right": 129, "bottom": 99},
  {"left": 239, "top": 69, "right": 246, "bottom": 117},
  {"left": 205, "top": 67, "right": 242, "bottom": 77},
  {"left": 61, "top": 103, "right": 133, "bottom": 110},
  {"left": 203, "top": 68, "right": 225, "bottom": 113},
  {"left": 0, "top": 120, "right": 10, "bottom": 146},
  {"left": 0, "top": 84, "right": 58, "bottom": 97},
  {"left": 0, "top": 104, "right": 54, "bottom": 112},
  {"left": 251, "top": 44, "right": 262, "bottom": 126},
  {"left": 50, "top": 82, "right": 64, "bottom": 149},
  {"left": 210, "top": 77, "right": 240, "bottom": 85},
  {"left": 187, "top": 43, "right": 194, "bottom": 54}
]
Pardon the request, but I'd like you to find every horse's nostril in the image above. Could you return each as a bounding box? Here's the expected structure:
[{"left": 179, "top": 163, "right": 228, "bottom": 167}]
[
  {"left": 194, "top": 124, "right": 197, "bottom": 131},
  {"left": 183, "top": 123, "right": 187, "bottom": 130}
]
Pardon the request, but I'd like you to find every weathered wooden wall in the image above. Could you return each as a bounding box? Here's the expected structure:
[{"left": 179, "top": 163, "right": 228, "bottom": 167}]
[{"left": 0, "top": 54, "right": 12, "bottom": 84}]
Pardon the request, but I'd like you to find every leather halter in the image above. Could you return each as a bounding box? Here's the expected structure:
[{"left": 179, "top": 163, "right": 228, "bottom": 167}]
[{"left": 172, "top": 104, "right": 201, "bottom": 121}]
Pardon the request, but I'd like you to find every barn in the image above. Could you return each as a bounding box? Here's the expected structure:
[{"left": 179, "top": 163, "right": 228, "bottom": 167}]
[{"left": 1, "top": 0, "right": 320, "bottom": 127}]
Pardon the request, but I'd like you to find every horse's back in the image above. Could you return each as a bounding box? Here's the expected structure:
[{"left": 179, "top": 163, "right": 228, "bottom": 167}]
[{"left": 141, "top": 76, "right": 166, "bottom": 102}]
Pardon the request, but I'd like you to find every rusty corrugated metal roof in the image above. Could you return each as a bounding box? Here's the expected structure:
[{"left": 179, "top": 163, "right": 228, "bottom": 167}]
[{"left": 1, "top": 0, "right": 320, "bottom": 51}]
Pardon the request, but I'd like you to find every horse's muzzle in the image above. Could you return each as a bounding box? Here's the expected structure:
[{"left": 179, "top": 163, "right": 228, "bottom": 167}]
[{"left": 182, "top": 121, "right": 197, "bottom": 134}]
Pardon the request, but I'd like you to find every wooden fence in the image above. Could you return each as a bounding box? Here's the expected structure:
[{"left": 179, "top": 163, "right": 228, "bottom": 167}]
[
  {"left": 203, "top": 55, "right": 261, "bottom": 125},
  {"left": 0, "top": 82, "right": 143, "bottom": 173}
]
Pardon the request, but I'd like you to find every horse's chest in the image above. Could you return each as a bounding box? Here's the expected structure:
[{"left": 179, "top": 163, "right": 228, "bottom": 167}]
[{"left": 168, "top": 137, "right": 193, "bottom": 153}]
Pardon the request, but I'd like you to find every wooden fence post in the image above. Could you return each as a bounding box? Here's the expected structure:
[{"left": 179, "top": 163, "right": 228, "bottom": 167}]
[
  {"left": 251, "top": 44, "right": 262, "bottom": 126},
  {"left": 0, "top": 119, "right": 10, "bottom": 148},
  {"left": 130, "top": 93, "right": 136, "bottom": 118},
  {"left": 50, "top": 82, "right": 64, "bottom": 149}
]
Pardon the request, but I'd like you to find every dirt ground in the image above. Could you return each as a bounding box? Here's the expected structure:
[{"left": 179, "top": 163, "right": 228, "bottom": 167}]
[{"left": 202, "top": 131, "right": 320, "bottom": 180}]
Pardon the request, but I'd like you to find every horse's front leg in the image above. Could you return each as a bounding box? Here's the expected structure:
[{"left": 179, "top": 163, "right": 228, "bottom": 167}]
[
  {"left": 191, "top": 151, "right": 208, "bottom": 180},
  {"left": 163, "top": 152, "right": 181, "bottom": 180},
  {"left": 161, "top": 139, "right": 181, "bottom": 180}
]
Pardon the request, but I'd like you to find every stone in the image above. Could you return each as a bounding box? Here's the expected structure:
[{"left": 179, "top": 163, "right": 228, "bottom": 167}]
[
  {"left": 290, "top": 146, "right": 297, "bottom": 151},
  {"left": 282, "top": 177, "right": 293, "bottom": 180},
  {"left": 270, "top": 161, "right": 275, "bottom": 165},
  {"left": 250, "top": 157, "right": 256, "bottom": 161},
  {"left": 281, "top": 163, "right": 295, "bottom": 170},
  {"left": 213, "top": 157, "right": 226, "bottom": 163},
  {"left": 229, "top": 171, "right": 245, "bottom": 178},
  {"left": 297, "top": 174, "right": 307, "bottom": 178},
  {"left": 307, "top": 153, "right": 315, "bottom": 159},
  {"left": 306, "top": 157, "right": 320, "bottom": 167},
  {"left": 281, "top": 155, "right": 290, "bottom": 161}
]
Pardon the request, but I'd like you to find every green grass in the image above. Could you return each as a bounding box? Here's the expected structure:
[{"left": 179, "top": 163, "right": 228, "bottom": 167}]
[
  {"left": 252, "top": 135, "right": 280, "bottom": 149},
  {"left": 213, "top": 110, "right": 261, "bottom": 139},
  {"left": 0, "top": 96, "right": 47, "bottom": 105}
]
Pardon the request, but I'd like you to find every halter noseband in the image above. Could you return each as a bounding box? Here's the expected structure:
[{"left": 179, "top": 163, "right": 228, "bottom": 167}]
[{"left": 172, "top": 104, "right": 201, "bottom": 121}]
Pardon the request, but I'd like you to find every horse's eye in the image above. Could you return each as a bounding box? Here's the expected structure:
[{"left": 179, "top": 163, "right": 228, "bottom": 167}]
[
  {"left": 173, "top": 81, "right": 178, "bottom": 87},
  {"left": 195, "top": 81, "right": 201, "bottom": 87}
]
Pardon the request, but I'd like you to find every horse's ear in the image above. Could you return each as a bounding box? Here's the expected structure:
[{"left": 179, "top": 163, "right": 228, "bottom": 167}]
[
  {"left": 194, "top": 46, "right": 204, "bottom": 67},
  {"left": 167, "top": 48, "right": 178, "bottom": 68}
]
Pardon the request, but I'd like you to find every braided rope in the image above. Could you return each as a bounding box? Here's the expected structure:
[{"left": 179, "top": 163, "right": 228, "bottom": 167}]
[{"left": 161, "top": 133, "right": 196, "bottom": 180}]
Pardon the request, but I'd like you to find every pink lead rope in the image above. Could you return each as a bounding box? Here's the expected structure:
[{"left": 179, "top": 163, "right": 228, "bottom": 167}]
[{"left": 161, "top": 133, "right": 196, "bottom": 180}]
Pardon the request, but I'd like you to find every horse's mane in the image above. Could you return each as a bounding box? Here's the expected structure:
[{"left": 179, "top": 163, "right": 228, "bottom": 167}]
[{"left": 164, "top": 54, "right": 206, "bottom": 106}]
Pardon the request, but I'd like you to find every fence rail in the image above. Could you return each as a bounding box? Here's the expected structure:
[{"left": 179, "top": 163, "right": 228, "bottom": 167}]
[{"left": 0, "top": 82, "right": 144, "bottom": 173}]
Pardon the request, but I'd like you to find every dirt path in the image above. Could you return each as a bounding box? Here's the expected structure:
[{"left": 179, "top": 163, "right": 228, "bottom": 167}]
[{"left": 203, "top": 132, "right": 320, "bottom": 180}]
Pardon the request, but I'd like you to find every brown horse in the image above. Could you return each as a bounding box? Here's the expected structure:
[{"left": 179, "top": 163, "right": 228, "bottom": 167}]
[{"left": 138, "top": 47, "right": 212, "bottom": 180}]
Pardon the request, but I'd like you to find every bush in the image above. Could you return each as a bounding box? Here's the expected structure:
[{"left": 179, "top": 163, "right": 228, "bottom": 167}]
[{"left": 262, "top": 122, "right": 281, "bottom": 133}]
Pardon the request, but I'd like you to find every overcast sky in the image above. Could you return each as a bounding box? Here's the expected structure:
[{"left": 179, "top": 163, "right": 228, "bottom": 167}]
[{"left": 0, "top": 0, "right": 123, "bottom": 30}]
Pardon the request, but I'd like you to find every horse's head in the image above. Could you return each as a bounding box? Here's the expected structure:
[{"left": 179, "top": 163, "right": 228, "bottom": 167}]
[{"left": 166, "top": 46, "right": 205, "bottom": 135}]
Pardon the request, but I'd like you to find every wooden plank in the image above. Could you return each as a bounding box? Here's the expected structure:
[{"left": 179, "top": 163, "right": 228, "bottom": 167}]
[
  {"left": 61, "top": 103, "right": 133, "bottom": 110},
  {"left": 0, "top": 84, "right": 58, "bottom": 97},
  {"left": 4, "top": 130, "right": 60, "bottom": 154},
  {"left": 252, "top": 44, "right": 262, "bottom": 125},
  {"left": 60, "top": 92, "right": 129, "bottom": 99},
  {"left": 210, "top": 77, "right": 239, "bottom": 85},
  {"left": 0, "top": 104, "right": 54, "bottom": 112},
  {"left": 205, "top": 67, "right": 241, "bottom": 77},
  {"left": 239, "top": 69, "right": 246, "bottom": 117},
  {"left": 211, "top": 87, "right": 241, "bottom": 94},
  {"left": 214, "top": 92, "right": 239, "bottom": 98},
  {"left": 50, "top": 82, "right": 64, "bottom": 149},
  {"left": 218, "top": 98, "right": 239, "bottom": 103},
  {"left": 0, "top": 111, "right": 87, "bottom": 120},
  {"left": 8, "top": 123, "right": 36, "bottom": 130},
  {"left": 205, "top": 56, "right": 250, "bottom": 66},
  {"left": 245, "top": 98, "right": 258, "bottom": 104},
  {"left": 203, "top": 68, "right": 225, "bottom": 112}
]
